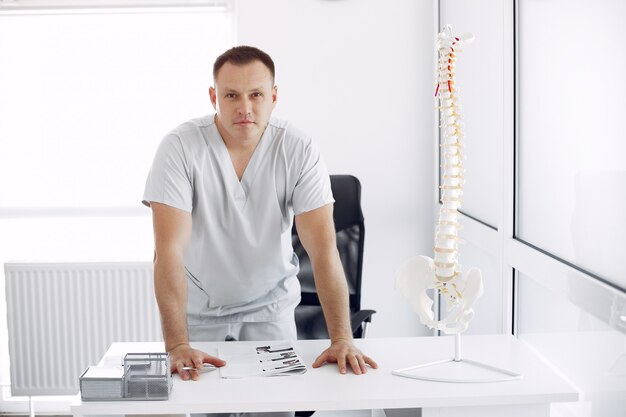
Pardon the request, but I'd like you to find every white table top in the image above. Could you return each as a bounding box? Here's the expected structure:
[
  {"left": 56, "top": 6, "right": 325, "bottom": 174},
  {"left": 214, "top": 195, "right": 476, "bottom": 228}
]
[{"left": 71, "top": 334, "right": 578, "bottom": 415}]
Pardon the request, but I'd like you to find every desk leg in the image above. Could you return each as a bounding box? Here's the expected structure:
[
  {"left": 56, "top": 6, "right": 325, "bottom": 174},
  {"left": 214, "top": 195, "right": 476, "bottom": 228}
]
[{"left": 421, "top": 403, "right": 549, "bottom": 417}]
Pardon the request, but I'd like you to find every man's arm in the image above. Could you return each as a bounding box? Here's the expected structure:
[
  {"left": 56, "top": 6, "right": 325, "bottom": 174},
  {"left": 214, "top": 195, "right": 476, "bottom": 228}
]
[
  {"left": 294, "top": 204, "right": 378, "bottom": 375},
  {"left": 151, "top": 202, "right": 225, "bottom": 380}
]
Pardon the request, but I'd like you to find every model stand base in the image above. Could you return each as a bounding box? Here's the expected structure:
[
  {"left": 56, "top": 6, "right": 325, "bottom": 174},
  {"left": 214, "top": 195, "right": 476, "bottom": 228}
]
[{"left": 392, "top": 333, "right": 522, "bottom": 383}]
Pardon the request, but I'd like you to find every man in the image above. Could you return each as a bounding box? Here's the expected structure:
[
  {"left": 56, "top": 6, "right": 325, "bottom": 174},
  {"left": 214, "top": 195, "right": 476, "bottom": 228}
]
[{"left": 143, "top": 46, "right": 377, "bottom": 387}]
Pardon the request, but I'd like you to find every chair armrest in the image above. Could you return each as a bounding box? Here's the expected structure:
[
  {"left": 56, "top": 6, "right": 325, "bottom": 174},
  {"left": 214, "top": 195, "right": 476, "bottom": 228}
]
[{"left": 350, "top": 309, "right": 376, "bottom": 337}]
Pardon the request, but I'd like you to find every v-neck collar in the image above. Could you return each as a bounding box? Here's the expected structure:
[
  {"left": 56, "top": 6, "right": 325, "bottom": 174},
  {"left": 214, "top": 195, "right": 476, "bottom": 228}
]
[
  {"left": 209, "top": 117, "right": 272, "bottom": 209},
  {"left": 239, "top": 125, "right": 270, "bottom": 190}
]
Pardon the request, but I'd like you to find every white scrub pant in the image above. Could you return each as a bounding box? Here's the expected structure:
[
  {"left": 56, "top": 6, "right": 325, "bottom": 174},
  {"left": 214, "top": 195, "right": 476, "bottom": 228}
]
[
  {"left": 188, "top": 315, "right": 298, "bottom": 343},
  {"left": 191, "top": 314, "right": 298, "bottom": 417}
]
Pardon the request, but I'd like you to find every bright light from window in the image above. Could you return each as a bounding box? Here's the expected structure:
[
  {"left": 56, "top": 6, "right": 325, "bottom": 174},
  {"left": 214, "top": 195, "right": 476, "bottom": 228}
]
[
  {"left": 0, "top": 8, "right": 233, "bottom": 410},
  {"left": 0, "top": 10, "right": 232, "bottom": 208}
]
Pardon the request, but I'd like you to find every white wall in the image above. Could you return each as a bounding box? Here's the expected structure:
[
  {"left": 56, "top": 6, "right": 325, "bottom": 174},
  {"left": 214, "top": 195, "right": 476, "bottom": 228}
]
[{"left": 236, "top": 0, "right": 436, "bottom": 337}]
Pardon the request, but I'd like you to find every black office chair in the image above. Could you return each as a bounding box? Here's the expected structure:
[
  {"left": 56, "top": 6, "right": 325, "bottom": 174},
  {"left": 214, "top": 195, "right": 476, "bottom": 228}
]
[
  {"left": 292, "top": 174, "right": 376, "bottom": 340},
  {"left": 292, "top": 175, "right": 375, "bottom": 417}
]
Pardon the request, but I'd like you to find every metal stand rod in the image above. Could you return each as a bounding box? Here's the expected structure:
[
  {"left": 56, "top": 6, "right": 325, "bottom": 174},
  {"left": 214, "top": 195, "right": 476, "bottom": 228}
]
[{"left": 454, "top": 333, "right": 461, "bottom": 362}]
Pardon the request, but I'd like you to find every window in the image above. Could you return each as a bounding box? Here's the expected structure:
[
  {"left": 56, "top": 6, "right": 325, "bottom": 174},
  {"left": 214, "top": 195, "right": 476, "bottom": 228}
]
[
  {"left": 516, "top": 0, "right": 626, "bottom": 290},
  {"left": 441, "top": 0, "right": 626, "bottom": 416},
  {"left": 514, "top": 2, "right": 626, "bottom": 413},
  {"left": 0, "top": 2, "right": 233, "bottom": 412}
]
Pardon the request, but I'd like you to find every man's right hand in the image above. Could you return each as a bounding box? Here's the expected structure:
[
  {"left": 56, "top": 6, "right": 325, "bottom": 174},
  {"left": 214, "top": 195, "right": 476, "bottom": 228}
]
[{"left": 169, "top": 343, "right": 226, "bottom": 381}]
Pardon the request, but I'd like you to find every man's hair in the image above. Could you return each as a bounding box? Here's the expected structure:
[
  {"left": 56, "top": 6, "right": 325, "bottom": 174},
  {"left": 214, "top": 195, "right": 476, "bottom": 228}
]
[{"left": 213, "top": 45, "right": 275, "bottom": 83}]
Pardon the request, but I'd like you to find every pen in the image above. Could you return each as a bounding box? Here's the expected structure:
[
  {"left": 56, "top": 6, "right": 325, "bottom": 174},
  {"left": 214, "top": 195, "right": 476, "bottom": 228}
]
[{"left": 181, "top": 363, "right": 217, "bottom": 371}]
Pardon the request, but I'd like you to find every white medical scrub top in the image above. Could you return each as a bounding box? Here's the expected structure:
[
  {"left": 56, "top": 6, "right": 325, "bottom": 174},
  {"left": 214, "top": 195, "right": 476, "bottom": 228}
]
[{"left": 142, "top": 115, "right": 334, "bottom": 325}]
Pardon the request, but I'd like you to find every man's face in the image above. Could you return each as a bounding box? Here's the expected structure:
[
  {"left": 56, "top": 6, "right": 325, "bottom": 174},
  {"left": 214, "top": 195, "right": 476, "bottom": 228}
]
[{"left": 210, "top": 60, "right": 277, "bottom": 145}]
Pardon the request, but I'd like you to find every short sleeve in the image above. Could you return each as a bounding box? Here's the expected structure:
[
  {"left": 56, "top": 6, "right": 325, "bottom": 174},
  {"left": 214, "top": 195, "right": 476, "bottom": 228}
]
[
  {"left": 142, "top": 134, "right": 193, "bottom": 212},
  {"left": 292, "top": 140, "right": 334, "bottom": 215}
]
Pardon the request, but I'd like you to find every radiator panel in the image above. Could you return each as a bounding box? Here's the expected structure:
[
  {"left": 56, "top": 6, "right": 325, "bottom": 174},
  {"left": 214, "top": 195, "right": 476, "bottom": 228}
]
[{"left": 5, "top": 262, "right": 162, "bottom": 396}]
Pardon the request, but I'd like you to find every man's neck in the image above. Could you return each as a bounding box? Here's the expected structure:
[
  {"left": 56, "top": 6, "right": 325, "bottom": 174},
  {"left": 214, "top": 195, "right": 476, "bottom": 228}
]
[{"left": 215, "top": 115, "right": 263, "bottom": 181}]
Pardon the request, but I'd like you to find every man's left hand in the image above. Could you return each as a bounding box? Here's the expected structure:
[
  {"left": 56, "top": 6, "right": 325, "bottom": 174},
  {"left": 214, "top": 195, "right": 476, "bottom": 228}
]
[{"left": 312, "top": 339, "right": 378, "bottom": 375}]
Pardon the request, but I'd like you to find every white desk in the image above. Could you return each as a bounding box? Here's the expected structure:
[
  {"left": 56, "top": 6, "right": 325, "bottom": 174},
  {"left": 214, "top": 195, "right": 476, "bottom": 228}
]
[{"left": 71, "top": 335, "right": 578, "bottom": 417}]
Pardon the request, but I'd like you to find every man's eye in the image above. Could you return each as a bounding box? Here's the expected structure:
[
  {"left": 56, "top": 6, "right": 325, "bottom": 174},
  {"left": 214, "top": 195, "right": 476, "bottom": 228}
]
[
  {"left": 225, "top": 93, "right": 237, "bottom": 99},
  {"left": 252, "top": 92, "right": 262, "bottom": 98}
]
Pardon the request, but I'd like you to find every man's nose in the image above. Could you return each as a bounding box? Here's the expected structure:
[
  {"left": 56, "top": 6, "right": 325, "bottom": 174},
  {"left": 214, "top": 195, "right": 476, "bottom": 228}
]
[{"left": 239, "top": 97, "right": 253, "bottom": 116}]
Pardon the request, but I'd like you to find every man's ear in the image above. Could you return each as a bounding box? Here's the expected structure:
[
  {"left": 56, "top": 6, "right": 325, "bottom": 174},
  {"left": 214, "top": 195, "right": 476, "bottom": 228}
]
[
  {"left": 209, "top": 86, "right": 217, "bottom": 110},
  {"left": 272, "top": 85, "right": 278, "bottom": 108}
]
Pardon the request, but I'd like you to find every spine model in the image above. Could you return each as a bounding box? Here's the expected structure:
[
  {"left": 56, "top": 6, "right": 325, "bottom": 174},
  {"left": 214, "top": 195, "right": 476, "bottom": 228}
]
[
  {"left": 395, "top": 25, "right": 483, "bottom": 334},
  {"left": 433, "top": 27, "right": 469, "bottom": 303}
]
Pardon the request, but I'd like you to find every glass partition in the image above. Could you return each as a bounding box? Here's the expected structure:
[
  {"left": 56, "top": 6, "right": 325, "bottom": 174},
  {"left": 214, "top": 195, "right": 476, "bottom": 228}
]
[{"left": 516, "top": 0, "right": 626, "bottom": 289}]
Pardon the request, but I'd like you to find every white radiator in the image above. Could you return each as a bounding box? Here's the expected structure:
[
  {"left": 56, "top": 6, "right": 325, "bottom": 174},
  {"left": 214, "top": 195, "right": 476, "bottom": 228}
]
[{"left": 4, "top": 262, "right": 163, "bottom": 396}]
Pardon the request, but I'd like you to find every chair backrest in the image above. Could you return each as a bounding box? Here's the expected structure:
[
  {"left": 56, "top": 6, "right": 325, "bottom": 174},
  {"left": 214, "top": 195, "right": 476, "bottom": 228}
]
[{"left": 292, "top": 174, "right": 365, "bottom": 339}]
